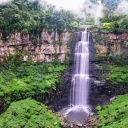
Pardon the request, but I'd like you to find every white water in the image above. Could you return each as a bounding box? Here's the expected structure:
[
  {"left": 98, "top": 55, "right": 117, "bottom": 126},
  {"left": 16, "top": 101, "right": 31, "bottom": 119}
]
[
  {"left": 61, "top": 30, "right": 91, "bottom": 123},
  {"left": 70, "top": 30, "right": 90, "bottom": 106}
]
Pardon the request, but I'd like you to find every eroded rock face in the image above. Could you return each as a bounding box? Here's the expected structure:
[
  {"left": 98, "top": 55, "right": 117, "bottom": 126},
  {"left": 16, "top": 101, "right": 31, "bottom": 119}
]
[
  {"left": 0, "top": 29, "right": 72, "bottom": 62},
  {"left": 92, "top": 32, "right": 128, "bottom": 57}
]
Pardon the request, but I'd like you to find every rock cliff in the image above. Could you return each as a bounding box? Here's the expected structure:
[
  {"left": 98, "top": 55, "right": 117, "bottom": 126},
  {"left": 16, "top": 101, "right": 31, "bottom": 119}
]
[
  {"left": 92, "top": 32, "right": 128, "bottom": 57},
  {"left": 0, "top": 29, "right": 72, "bottom": 62}
]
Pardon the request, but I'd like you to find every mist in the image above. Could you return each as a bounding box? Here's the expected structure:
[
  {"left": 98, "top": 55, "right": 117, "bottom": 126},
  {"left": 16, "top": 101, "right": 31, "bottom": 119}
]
[
  {"left": 1, "top": 0, "right": 128, "bottom": 24},
  {"left": 82, "top": 0, "right": 103, "bottom": 24},
  {"left": 0, "top": 0, "right": 12, "bottom": 4},
  {"left": 114, "top": 0, "right": 128, "bottom": 15},
  {"left": 39, "top": 0, "right": 85, "bottom": 14}
]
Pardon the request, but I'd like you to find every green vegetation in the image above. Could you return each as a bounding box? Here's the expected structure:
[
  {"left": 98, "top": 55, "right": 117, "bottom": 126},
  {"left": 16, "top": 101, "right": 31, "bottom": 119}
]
[
  {"left": 84, "top": 1, "right": 128, "bottom": 128},
  {"left": 105, "top": 65, "right": 128, "bottom": 95},
  {"left": 110, "top": 55, "right": 128, "bottom": 66},
  {"left": 0, "top": 0, "right": 76, "bottom": 127},
  {"left": 92, "top": 6, "right": 128, "bottom": 126},
  {"left": 0, "top": 98, "right": 61, "bottom": 128},
  {"left": 96, "top": 94, "right": 128, "bottom": 128},
  {"left": 0, "top": 0, "right": 80, "bottom": 42},
  {"left": 106, "top": 65, "right": 128, "bottom": 85},
  {"left": 0, "top": 62, "right": 66, "bottom": 112},
  {"left": 99, "top": 15, "right": 128, "bottom": 34}
]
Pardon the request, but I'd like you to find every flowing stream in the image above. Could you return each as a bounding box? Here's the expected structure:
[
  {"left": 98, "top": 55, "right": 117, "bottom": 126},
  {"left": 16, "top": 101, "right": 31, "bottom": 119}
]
[{"left": 61, "top": 29, "right": 91, "bottom": 123}]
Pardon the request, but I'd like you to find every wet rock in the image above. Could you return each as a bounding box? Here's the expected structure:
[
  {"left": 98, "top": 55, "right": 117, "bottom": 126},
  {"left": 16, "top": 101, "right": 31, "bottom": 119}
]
[
  {"left": 60, "top": 121, "right": 65, "bottom": 126},
  {"left": 56, "top": 112, "right": 62, "bottom": 117},
  {"left": 70, "top": 123, "right": 74, "bottom": 128},
  {"left": 60, "top": 121, "right": 69, "bottom": 128},
  {"left": 54, "top": 122, "right": 57, "bottom": 126},
  {"left": 89, "top": 94, "right": 111, "bottom": 107},
  {"left": 89, "top": 33, "right": 95, "bottom": 62},
  {"left": 93, "top": 80, "right": 100, "bottom": 85},
  {"left": 93, "top": 80, "right": 106, "bottom": 86},
  {"left": 90, "top": 112, "right": 94, "bottom": 116},
  {"left": 76, "top": 123, "right": 83, "bottom": 127},
  {"left": 110, "top": 96, "right": 116, "bottom": 103},
  {"left": 90, "top": 64, "right": 100, "bottom": 78},
  {"left": 47, "top": 66, "right": 72, "bottom": 111}
]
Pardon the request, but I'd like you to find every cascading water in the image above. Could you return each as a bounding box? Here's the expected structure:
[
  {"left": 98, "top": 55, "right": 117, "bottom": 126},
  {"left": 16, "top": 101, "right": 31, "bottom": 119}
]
[
  {"left": 61, "top": 29, "right": 91, "bottom": 123},
  {"left": 71, "top": 29, "right": 89, "bottom": 106}
]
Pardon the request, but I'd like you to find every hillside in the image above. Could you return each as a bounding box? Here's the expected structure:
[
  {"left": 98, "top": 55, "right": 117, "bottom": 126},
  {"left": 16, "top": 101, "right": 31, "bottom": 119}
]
[{"left": 96, "top": 94, "right": 128, "bottom": 128}]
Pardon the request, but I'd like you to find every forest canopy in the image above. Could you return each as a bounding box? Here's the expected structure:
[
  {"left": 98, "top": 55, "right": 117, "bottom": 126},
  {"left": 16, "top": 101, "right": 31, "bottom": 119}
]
[{"left": 0, "top": 0, "right": 80, "bottom": 40}]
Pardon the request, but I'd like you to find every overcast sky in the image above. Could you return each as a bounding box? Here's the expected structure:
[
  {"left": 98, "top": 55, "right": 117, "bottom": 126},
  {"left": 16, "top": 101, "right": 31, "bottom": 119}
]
[
  {"left": 0, "top": 0, "right": 11, "bottom": 4},
  {"left": 45, "top": 0, "right": 85, "bottom": 13}
]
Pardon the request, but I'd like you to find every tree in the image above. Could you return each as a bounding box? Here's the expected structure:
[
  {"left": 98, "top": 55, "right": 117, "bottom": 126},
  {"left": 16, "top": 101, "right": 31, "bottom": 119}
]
[{"left": 0, "top": 0, "right": 79, "bottom": 42}]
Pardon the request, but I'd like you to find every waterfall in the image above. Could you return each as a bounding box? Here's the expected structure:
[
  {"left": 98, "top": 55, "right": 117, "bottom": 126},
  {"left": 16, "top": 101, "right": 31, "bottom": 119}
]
[
  {"left": 61, "top": 29, "right": 91, "bottom": 123},
  {"left": 70, "top": 29, "right": 90, "bottom": 106}
]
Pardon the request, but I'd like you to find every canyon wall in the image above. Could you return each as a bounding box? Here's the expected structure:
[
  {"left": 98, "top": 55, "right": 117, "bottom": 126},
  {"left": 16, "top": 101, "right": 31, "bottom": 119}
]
[{"left": 0, "top": 29, "right": 72, "bottom": 62}]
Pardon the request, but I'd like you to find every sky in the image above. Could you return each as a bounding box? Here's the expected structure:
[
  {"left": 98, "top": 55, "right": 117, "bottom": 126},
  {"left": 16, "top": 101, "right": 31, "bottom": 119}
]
[
  {"left": 0, "top": 0, "right": 11, "bottom": 4},
  {"left": 45, "top": 0, "right": 85, "bottom": 13},
  {"left": 115, "top": 0, "right": 128, "bottom": 15}
]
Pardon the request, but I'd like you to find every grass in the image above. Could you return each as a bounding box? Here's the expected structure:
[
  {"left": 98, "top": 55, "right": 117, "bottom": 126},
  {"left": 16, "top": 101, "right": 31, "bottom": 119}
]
[
  {"left": 0, "top": 98, "right": 61, "bottom": 128},
  {"left": 96, "top": 94, "right": 128, "bottom": 128}
]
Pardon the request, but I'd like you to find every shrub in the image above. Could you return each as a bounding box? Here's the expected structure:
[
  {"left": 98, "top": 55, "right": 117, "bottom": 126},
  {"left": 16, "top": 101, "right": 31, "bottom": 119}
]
[
  {"left": 0, "top": 63, "right": 67, "bottom": 111},
  {"left": 0, "top": 98, "right": 61, "bottom": 128}
]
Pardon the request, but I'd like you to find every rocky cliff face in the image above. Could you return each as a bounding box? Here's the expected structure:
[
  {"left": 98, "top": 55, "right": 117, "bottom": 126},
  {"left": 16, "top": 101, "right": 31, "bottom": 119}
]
[
  {"left": 0, "top": 29, "right": 72, "bottom": 62},
  {"left": 92, "top": 33, "right": 128, "bottom": 57}
]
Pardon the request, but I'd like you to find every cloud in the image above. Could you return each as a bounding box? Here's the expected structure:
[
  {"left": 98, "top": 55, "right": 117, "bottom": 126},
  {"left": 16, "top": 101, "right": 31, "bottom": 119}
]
[
  {"left": 114, "top": 0, "right": 128, "bottom": 15},
  {"left": 82, "top": 0, "right": 103, "bottom": 24},
  {"left": 0, "top": 0, "right": 12, "bottom": 4},
  {"left": 40, "top": 0, "right": 85, "bottom": 14}
]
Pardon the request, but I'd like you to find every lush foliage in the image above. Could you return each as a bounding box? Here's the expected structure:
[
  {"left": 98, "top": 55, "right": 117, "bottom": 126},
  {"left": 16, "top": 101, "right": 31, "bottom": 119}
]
[
  {"left": 0, "top": 62, "right": 66, "bottom": 111},
  {"left": 109, "top": 55, "right": 128, "bottom": 66},
  {"left": 100, "top": 14, "right": 128, "bottom": 33},
  {"left": 0, "top": 98, "right": 61, "bottom": 128},
  {"left": 0, "top": 0, "right": 80, "bottom": 41},
  {"left": 106, "top": 65, "right": 128, "bottom": 86},
  {"left": 96, "top": 94, "right": 128, "bottom": 128}
]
